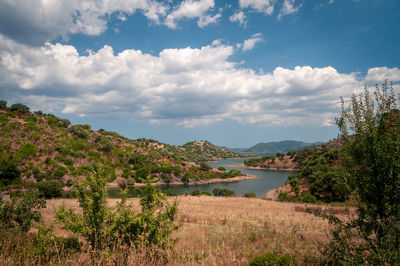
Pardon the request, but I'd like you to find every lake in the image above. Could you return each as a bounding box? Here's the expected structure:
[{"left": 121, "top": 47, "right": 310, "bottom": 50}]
[{"left": 160, "top": 158, "right": 295, "bottom": 198}]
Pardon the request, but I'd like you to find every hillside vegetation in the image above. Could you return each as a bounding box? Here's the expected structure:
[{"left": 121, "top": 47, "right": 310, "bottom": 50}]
[
  {"left": 245, "top": 140, "right": 319, "bottom": 155},
  {"left": 0, "top": 102, "right": 248, "bottom": 191}
]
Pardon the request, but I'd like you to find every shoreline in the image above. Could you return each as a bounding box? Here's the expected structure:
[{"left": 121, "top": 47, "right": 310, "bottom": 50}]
[
  {"left": 107, "top": 174, "right": 258, "bottom": 189},
  {"left": 230, "top": 163, "right": 299, "bottom": 171}
]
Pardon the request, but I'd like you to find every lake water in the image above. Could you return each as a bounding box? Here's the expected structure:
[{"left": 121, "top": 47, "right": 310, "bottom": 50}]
[{"left": 159, "top": 159, "right": 295, "bottom": 198}]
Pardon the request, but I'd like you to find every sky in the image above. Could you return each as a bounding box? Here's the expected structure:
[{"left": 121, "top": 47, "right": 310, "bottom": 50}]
[{"left": 0, "top": 0, "right": 399, "bottom": 148}]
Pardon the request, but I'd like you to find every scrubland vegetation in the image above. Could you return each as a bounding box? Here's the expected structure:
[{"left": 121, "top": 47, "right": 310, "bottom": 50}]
[{"left": 1, "top": 81, "right": 400, "bottom": 265}]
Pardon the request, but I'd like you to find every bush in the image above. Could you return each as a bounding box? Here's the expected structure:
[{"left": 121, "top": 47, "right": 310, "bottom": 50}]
[
  {"left": 53, "top": 166, "right": 67, "bottom": 178},
  {"left": 10, "top": 103, "right": 30, "bottom": 113},
  {"left": 0, "top": 189, "right": 46, "bottom": 232},
  {"left": 17, "top": 142, "right": 37, "bottom": 159},
  {"left": 244, "top": 192, "right": 256, "bottom": 198},
  {"left": 199, "top": 162, "right": 212, "bottom": 171},
  {"left": 0, "top": 159, "right": 20, "bottom": 186},
  {"left": 217, "top": 166, "right": 226, "bottom": 171},
  {"left": 301, "top": 192, "right": 317, "bottom": 203},
  {"left": 68, "top": 125, "right": 88, "bottom": 139},
  {"left": 249, "top": 252, "right": 298, "bottom": 266},
  {"left": 56, "top": 172, "right": 179, "bottom": 254},
  {"left": 0, "top": 100, "right": 7, "bottom": 109},
  {"left": 36, "top": 180, "right": 64, "bottom": 199},
  {"left": 213, "top": 188, "right": 236, "bottom": 197}
]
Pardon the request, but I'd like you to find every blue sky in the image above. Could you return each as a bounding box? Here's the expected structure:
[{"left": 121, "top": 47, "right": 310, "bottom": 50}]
[{"left": 0, "top": 0, "right": 399, "bottom": 147}]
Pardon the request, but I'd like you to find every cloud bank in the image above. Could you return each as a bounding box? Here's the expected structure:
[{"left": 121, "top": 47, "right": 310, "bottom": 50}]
[{"left": 1, "top": 34, "right": 397, "bottom": 128}]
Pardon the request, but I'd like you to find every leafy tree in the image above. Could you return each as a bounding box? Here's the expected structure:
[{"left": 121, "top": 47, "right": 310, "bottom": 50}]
[
  {"left": 10, "top": 103, "right": 30, "bottom": 113},
  {"left": 322, "top": 81, "right": 400, "bottom": 264},
  {"left": 212, "top": 188, "right": 236, "bottom": 197},
  {"left": 0, "top": 100, "right": 7, "bottom": 109},
  {"left": 0, "top": 158, "right": 20, "bottom": 186}
]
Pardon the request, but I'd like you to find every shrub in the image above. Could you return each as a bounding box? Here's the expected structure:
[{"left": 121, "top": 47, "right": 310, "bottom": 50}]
[
  {"left": 0, "top": 159, "right": 20, "bottom": 186},
  {"left": 56, "top": 172, "right": 179, "bottom": 254},
  {"left": 68, "top": 125, "right": 88, "bottom": 139},
  {"left": 217, "top": 166, "right": 226, "bottom": 171},
  {"left": 0, "top": 100, "right": 7, "bottom": 109},
  {"left": 17, "top": 142, "right": 37, "bottom": 159},
  {"left": 53, "top": 166, "right": 67, "bottom": 178},
  {"left": 10, "top": 103, "right": 30, "bottom": 113},
  {"left": 0, "top": 189, "right": 46, "bottom": 232},
  {"left": 301, "top": 192, "right": 317, "bottom": 203},
  {"left": 199, "top": 162, "right": 212, "bottom": 171},
  {"left": 213, "top": 188, "right": 236, "bottom": 197},
  {"left": 244, "top": 192, "right": 257, "bottom": 198},
  {"left": 249, "top": 252, "right": 298, "bottom": 266},
  {"left": 36, "top": 180, "right": 64, "bottom": 199}
]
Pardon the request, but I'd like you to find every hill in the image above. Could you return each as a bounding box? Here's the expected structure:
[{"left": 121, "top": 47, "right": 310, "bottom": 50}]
[
  {"left": 0, "top": 103, "right": 250, "bottom": 190},
  {"left": 245, "top": 140, "right": 320, "bottom": 155},
  {"left": 181, "top": 140, "right": 255, "bottom": 161}
]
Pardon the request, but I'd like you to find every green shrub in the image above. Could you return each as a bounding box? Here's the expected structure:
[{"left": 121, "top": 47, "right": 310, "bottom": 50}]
[
  {"left": 68, "top": 125, "right": 88, "bottom": 139},
  {"left": 0, "top": 159, "right": 20, "bottom": 186},
  {"left": 10, "top": 103, "right": 30, "bottom": 113},
  {"left": 56, "top": 172, "right": 179, "bottom": 253},
  {"left": 244, "top": 192, "right": 257, "bottom": 198},
  {"left": 54, "top": 166, "right": 67, "bottom": 178},
  {"left": 213, "top": 188, "right": 236, "bottom": 197},
  {"left": 0, "top": 100, "right": 7, "bottom": 109},
  {"left": 30, "top": 133, "right": 40, "bottom": 141},
  {"left": 0, "top": 114, "right": 9, "bottom": 124},
  {"left": 0, "top": 189, "right": 46, "bottom": 232},
  {"left": 16, "top": 142, "right": 37, "bottom": 159},
  {"left": 191, "top": 189, "right": 201, "bottom": 196},
  {"left": 249, "top": 252, "right": 297, "bottom": 266},
  {"left": 217, "top": 166, "right": 226, "bottom": 171},
  {"left": 301, "top": 192, "right": 317, "bottom": 203},
  {"left": 36, "top": 180, "right": 64, "bottom": 199},
  {"left": 199, "top": 162, "right": 212, "bottom": 171}
]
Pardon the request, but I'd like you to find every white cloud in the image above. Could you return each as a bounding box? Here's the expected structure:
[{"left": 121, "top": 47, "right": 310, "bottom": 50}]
[
  {"left": 365, "top": 67, "right": 400, "bottom": 84},
  {"left": 230, "top": 11, "right": 247, "bottom": 27},
  {"left": 0, "top": 0, "right": 168, "bottom": 45},
  {"left": 1, "top": 34, "right": 398, "bottom": 128},
  {"left": 164, "top": 0, "right": 220, "bottom": 29},
  {"left": 278, "top": 0, "right": 302, "bottom": 19},
  {"left": 242, "top": 33, "right": 263, "bottom": 51},
  {"left": 239, "top": 0, "right": 276, "bottom": 15}
]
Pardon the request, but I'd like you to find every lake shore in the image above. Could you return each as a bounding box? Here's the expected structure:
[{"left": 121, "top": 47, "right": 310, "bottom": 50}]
[
  {"left": 229, "top": 163, "right": 299, "bottom": 171},
  {"left": 107, "top": 174, "right": 258, "bottom": 189}
]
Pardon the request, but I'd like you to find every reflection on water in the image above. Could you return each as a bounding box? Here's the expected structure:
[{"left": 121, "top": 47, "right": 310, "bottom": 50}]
[{"left": 109, "top": 159, "right": 295, "bottom": 198}]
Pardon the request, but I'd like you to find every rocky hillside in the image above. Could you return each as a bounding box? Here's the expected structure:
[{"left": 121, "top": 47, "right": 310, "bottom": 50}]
[{"left": 0, "top": 103, "right": 247, "bottom": 190}]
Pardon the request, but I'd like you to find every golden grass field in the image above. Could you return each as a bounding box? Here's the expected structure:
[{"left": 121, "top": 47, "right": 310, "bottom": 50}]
[{"left": 36, "top": 196, "right": 353, "bottom": 265}]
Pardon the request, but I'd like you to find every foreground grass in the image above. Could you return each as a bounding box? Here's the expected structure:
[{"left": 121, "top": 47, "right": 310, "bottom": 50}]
[{"left": 1, "top": 196, "right": 353, "bottom": 265}]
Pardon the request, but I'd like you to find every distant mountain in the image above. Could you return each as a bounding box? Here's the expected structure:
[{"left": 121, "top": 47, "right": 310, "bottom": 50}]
[{"left": 245, "top": 140, "right": 322, "bottom": 155}]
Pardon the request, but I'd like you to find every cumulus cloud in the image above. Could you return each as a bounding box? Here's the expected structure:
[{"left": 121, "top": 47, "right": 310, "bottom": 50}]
[
  {"left": 0, "top": 0, "right": 168, "bottom": 45},
  {"left": 239, "top": 0, "right": 276, "bottom": 15},
  {"left": 278, "top": 0, "right": 302, "bottom": 19},
  {"left": 164, "top": 0, "right": 220, "bottom": 29},
  {"left": 230, "top": 11, "right": 247, "bottom": 27},
  {"left": 241, "top": 33, "right": 263, "bottom": 51},
  {"left": 1, "top": 34, "right": 398, "bottom": 128}
]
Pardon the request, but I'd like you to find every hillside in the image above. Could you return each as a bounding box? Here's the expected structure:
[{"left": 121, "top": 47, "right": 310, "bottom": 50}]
[
  {"left": 0, "top": 104, "right": 249, "bottom": 190},
  {"left": 244, "top": 140, "right": 348, "bottom": 202},
  {"left": 245, "top": 140, "right": 320, "bottom": 155},
  {"left": 181, "top": 140, "right": 255, "bottom": 161}
]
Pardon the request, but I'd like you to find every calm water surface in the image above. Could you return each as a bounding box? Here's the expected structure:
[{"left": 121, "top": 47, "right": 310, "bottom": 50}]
[{"left": 159, "top": 159, "right": 295, "bottom": 198}]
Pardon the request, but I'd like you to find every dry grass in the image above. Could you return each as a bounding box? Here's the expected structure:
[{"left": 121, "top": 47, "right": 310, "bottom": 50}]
[{"left": 30, "top": 196, "right": 354, "bottom": 265}]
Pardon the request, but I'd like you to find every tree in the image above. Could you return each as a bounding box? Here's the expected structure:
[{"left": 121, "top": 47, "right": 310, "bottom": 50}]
[
  {"left": 0, "top": 100, "right": 7, "bottom": 109},
  {"left": 10, "top": 103, "right": 30, "bottom": 113},
  {"left": 323, "top": 81, "right": 400, "bottom": 264}
]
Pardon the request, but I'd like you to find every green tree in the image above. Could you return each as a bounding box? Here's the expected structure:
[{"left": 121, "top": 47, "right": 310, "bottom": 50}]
[
  {"left": 0, "top": 100, "right": 7, "bottom": 109},
  {"left": 322, "top": 81, "right": 400, "bottom": 264},
  {"left": 10, "top": 103, "right": 30, "bottom": 113}
]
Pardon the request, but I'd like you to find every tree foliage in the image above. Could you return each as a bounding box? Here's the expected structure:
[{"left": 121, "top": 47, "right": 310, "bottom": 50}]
[{"left": 323, "top": 81, "right": 400, "bottom": 264}]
